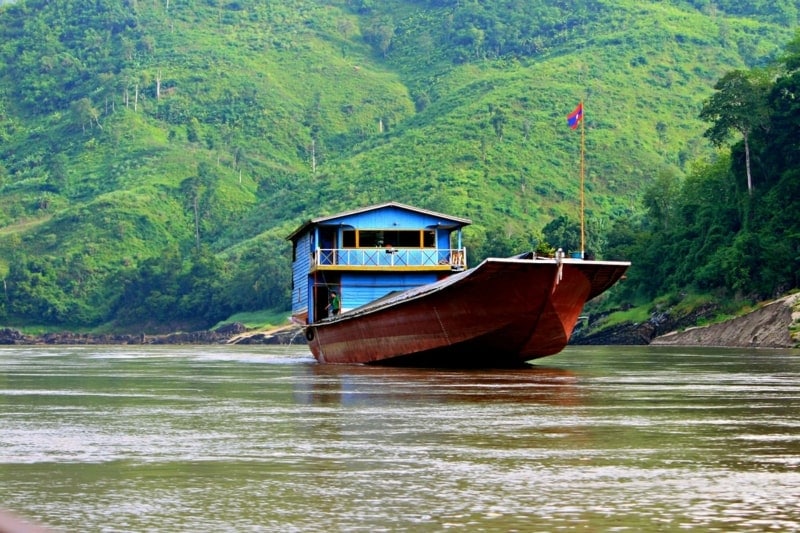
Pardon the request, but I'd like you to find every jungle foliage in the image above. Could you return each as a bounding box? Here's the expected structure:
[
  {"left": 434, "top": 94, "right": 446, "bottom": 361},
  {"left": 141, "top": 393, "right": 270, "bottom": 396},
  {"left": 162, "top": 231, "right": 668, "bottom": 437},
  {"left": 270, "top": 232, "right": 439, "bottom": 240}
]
[
  {"left": 606, "top": 37, "right": 800, "bottom": 304},
  {"left": 0, "top": 0, "right": 798, "bottom": 331}
]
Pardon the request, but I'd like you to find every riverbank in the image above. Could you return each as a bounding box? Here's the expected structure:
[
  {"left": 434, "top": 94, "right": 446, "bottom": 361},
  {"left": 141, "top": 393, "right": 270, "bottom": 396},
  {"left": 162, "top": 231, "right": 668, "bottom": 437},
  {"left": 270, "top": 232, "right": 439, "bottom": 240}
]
[
  {"left": 651, "top": 293, "right": 800, "bottom": 348},
  {"left": 574, "top": 292, "right": 800, "bottom": 349},
  {"left": 2, "top": 293, "right": 799, "bottom": 348},
  {"left": 0, "top": 322, "right": 304, "bottom": 346}
]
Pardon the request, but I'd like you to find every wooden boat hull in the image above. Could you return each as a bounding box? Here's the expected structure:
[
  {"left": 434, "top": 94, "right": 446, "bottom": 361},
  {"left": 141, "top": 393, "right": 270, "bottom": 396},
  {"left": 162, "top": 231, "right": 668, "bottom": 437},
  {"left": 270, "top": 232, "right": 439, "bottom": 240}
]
[{"left": 303, "top": 257, "right": 629, "bottom": 367}]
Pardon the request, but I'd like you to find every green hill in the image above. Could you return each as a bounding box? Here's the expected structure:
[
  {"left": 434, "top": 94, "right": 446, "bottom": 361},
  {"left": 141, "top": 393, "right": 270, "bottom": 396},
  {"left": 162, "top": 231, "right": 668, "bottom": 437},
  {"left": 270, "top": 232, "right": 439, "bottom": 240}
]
[{"left": 0, "top": 0, "right": 797, "bottom": 331}]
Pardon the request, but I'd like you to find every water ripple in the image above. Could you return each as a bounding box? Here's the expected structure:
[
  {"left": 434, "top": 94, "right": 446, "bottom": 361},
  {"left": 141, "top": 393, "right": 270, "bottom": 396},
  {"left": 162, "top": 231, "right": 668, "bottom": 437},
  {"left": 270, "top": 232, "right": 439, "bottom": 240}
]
[{"left": 1, "top": 345, "right": 800, "bottom": 531}]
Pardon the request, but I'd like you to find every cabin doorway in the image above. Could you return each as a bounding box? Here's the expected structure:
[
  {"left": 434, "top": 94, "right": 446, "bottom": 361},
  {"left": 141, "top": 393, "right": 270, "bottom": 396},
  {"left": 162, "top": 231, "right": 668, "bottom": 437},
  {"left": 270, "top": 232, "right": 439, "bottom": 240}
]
[
  {"left": 314, "top": 276, "right": 341, "bottom": 322},
  {"left": 318, "top": 227, "right": 338, "bottom": 252}
]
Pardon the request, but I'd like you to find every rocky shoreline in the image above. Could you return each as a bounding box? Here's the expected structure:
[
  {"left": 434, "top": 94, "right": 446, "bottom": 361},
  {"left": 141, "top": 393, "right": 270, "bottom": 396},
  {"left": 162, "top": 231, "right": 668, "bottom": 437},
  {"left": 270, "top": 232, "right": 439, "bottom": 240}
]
[
  {"left": 0, "top": 322, "right": 306, "bottom": 346},
  {"left": 2, "top": 294, "right": 798, "bottom": 349},
  {"left": 650, "top": 293, "right": 800, "bottom": 348},
  {"left": 572, "top": 293, "right": 800, "bottom": 349}
]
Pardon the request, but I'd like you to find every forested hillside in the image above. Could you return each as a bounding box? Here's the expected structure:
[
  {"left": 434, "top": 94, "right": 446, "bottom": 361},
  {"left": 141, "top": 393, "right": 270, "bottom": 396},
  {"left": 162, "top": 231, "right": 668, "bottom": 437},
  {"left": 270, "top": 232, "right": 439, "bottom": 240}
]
[
  {"left": 607, "top": 39, "right": 800, "bottom": 309},
  {"left": 0, "top": 0, "right": 798, "bottom": 332}
]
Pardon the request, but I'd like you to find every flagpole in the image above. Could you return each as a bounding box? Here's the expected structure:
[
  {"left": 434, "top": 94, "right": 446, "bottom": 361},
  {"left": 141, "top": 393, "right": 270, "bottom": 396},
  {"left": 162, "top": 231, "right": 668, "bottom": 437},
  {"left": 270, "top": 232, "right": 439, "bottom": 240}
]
[
  {"left": 579, "top": 101, "right": 585, "bottom": 259},
  {"left": 566, "top": 101, "right": 586, "bottom": 259}
]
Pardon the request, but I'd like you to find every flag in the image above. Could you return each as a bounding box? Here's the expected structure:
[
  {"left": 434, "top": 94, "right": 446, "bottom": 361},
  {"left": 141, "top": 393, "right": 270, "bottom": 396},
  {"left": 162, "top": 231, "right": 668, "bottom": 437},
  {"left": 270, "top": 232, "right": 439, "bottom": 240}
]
[{"left": 567, "top": 103, "right": 583, "bottom": 130}]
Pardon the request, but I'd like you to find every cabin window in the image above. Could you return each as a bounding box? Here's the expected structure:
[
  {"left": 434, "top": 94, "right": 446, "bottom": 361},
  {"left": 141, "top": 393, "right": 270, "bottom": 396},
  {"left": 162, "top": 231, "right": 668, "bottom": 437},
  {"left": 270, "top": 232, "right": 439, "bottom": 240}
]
[
  {"left": 358, "top": 231, "right": 382, "bottom": 247},
  {"left": 342, "top": 230, "right": 436, "bottom": 248},
  {"left": 342, "top": 230, "right": 356, "bottom": 248}
]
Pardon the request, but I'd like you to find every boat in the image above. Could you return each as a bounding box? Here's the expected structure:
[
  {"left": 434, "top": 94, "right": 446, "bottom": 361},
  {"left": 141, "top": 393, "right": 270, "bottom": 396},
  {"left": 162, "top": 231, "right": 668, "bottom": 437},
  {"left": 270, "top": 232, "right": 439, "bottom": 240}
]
[{"left": 287, "top": 202, "right": 629, "bottom": 367}]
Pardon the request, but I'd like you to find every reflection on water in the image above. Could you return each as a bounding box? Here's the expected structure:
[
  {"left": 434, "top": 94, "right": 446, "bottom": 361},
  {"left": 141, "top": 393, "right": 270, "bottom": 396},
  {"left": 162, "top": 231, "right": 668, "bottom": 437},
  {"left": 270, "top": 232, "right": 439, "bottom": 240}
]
[
  {"left": 1, "top": 345, "right": 800, "bottom": 532},
  {"left": 297, "top": 364, "right": 582, "bottom": 406}
]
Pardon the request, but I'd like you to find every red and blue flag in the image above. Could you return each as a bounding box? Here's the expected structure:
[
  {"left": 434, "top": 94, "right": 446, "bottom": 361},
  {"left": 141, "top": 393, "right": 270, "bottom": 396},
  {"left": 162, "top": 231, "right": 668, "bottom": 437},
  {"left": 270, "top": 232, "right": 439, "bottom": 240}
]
[{"left": 567, "top": 103, "right": 583, "bottom": 129}]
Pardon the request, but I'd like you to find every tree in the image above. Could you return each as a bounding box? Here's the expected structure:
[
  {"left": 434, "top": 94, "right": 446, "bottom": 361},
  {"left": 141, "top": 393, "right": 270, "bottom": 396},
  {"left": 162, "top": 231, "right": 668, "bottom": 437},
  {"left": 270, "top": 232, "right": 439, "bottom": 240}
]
[
  {"left": 642, "top": 167, "right": 681, "bottom": 230},
  {"left": 365, "top": 19, "right": 394, "bottom": 57},
  {"left": 112, "top": 248, "right": 183, "bottom": 325},
  {"left": 337, "top": 18, "right": 355, "bottom": 39},
  {"left": 783, "top": 32, "right": 800, "bottom": 72},
  {"left": 699, "top": 69, "right": 771, "bottom": 195},
  {"left": 186, "top": 117, "right": 201, "bottom": 143},
  {"left": 490, "top": 107, "right": 506, "bottom": 140},
  {"left": 542, "top": 215, "right": 580, "bottom": 254},
  {"left": 46, "top": 152, "right": 68, "bottom": 192},
  {"left": 70, "top": 97, "right": 103, "bottom": 133}
]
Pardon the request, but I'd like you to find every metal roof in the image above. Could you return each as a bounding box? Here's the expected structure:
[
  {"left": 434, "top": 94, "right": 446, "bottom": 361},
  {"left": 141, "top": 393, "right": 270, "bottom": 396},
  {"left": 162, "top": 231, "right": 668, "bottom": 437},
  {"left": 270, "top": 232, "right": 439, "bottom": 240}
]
[{"left": 286, "top": 201, "right": 472, "bottom": 241}]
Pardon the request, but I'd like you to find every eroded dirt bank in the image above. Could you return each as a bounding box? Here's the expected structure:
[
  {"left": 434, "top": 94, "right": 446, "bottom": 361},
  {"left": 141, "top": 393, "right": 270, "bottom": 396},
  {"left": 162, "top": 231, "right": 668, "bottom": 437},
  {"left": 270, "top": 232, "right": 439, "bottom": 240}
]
[{"left": 651, "top": 293, "right": 800, "bottom": 348}]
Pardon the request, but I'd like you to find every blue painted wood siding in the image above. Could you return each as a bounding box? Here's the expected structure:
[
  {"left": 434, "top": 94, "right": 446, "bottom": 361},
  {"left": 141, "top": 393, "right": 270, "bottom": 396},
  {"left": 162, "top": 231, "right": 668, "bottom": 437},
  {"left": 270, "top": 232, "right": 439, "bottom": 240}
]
[
  {"left": 339, "top": 272, "right": 440, "bottom": 310},
  {"left": 331, "top": 205, "right": 454, "bottom": 230},
  {"left": 291, "top": 232, "right": 312, "bottom": 316}
]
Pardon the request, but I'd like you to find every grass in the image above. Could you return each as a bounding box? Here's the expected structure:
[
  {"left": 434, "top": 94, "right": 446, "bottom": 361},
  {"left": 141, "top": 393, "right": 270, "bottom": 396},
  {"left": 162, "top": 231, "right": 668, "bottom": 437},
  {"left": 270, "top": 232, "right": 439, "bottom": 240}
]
[
  {"left": 599, "top": 305, "right": 652, "bottom": 328},
  {"left": 213, "top": 308, "right": 294, "bottom": 330}
]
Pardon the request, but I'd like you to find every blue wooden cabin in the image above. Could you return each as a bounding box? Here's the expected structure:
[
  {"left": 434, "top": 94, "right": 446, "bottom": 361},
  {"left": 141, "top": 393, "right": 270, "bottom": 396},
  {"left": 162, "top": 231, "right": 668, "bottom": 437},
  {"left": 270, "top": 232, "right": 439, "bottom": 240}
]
[{"left": 287, "top": 202, "right": 471, "bottom": 324}]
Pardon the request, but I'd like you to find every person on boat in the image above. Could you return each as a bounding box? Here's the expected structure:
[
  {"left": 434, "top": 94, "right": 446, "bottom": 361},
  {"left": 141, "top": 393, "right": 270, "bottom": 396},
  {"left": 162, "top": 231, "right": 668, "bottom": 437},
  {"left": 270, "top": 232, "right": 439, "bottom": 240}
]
[{"left": 326, "top": 291, "right": 341, "bottom": 317}]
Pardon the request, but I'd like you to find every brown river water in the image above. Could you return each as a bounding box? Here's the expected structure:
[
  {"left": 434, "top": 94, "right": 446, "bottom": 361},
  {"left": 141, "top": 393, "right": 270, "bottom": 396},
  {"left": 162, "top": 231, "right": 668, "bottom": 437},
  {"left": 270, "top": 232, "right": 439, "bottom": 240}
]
[{"left": 1, "top": 345, "right": 799, "bottom": 532}]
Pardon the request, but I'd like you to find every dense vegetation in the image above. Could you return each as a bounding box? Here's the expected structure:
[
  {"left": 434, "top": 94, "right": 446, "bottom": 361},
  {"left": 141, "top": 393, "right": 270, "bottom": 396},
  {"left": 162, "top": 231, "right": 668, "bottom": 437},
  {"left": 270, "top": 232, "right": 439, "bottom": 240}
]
[
  {"left": 607, "top": 38, "right": 800, "bottom": 305},
  {"left": 0, "top": 0, "right": 798, "bottom": 332}
]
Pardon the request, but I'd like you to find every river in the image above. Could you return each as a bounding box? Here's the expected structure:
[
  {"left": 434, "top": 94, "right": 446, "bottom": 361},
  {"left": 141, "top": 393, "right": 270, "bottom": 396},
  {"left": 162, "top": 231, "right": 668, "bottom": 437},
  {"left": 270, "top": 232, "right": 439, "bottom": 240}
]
[{"left": 1, "top": 345, "right": 799, "bottom": 532}]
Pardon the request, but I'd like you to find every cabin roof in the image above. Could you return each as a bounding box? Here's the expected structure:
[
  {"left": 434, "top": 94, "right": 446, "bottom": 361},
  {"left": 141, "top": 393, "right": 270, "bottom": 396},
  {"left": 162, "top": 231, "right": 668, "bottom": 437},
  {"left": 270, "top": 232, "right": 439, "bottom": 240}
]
[{"left": 286, "top": 201, "right": 472, "bottom": 242}]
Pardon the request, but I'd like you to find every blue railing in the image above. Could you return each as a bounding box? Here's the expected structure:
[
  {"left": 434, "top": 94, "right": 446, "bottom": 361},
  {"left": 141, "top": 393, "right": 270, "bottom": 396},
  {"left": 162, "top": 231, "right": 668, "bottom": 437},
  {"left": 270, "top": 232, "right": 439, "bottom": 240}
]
[{"left": 313, "top": 248, "right": 467, "bottom": 269}]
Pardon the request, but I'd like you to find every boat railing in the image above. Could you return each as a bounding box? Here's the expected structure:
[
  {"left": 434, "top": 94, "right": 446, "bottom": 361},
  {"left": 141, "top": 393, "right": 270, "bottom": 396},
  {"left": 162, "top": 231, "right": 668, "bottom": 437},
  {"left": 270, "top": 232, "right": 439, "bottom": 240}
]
[{"left": 314, "top": 247, "right": 467, "bottom": 269}]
